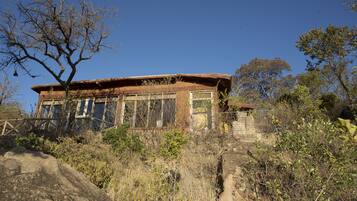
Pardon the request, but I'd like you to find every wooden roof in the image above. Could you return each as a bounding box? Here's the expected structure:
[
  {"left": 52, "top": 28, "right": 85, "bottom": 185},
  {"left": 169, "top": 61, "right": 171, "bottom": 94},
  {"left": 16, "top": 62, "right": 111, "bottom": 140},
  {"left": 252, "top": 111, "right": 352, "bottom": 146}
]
[
  {"left": 32, "top": 73, "right": 232, "bottom": 93},
  {"left": 228, "top": 98, "right": 255, "bottom": 110}
]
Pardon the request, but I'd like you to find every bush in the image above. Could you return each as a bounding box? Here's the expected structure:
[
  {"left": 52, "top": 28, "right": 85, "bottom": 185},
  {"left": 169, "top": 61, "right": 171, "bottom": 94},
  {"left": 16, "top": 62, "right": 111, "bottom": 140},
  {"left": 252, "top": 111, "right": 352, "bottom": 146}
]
[
  {"left": 245, "top": 118, "right": 357, "bottom": 200},
  {"left": 50, "top": 137, "right": 114, "bottom": 188},
  {"left": 15, "top": 133, "right": 44, "bottom": 151},
  {"left": 102, "top": 124, "right": 145, "bottom": 156},
  {"left": 340, "top": 105, "right": 357, "bottom": 122},
  {"left": 160, "top": 129, "right": 187, "bottom": 159}
]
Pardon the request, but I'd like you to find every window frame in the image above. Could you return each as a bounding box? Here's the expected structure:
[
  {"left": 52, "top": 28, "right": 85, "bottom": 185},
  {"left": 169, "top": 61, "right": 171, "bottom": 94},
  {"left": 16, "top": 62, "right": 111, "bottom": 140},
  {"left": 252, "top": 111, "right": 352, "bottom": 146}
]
[
  {"left": 189, "top": 90, "right": 215, "bottom": 131},
  {"left": 39, "top": 100, "right": 63, "bottom": 118},
  {"left": 39, "top": 97, "right": 118, "bottom": 130},
  {"left": 75, "top": 98, "right": 95, "bottom": 118},
  {"left": 121, "top": 93, "right": 176, "bottom": 128}
]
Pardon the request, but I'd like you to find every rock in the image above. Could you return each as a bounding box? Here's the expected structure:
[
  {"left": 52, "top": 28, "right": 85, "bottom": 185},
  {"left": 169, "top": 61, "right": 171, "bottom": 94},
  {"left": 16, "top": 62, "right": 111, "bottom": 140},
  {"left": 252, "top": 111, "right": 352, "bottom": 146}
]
[
  {"left": 219, "top": 174, "right": 234, "bottom": 201},
  {"left": 0, "top": 149, "right": 111, "bottom": 201}
]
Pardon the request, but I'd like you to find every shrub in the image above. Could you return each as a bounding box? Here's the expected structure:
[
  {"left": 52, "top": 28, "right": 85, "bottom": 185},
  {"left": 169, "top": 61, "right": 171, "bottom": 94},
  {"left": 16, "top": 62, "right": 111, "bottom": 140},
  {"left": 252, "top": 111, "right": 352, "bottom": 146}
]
[
  {"left": 340, "top": 105, "right": 357, "bottom": 122},
  {"left": 160, "top": 129, "right": 187, "bottom": 159},
  {"left": 102, "top": 124, "right": 145, "bottom": 156},
  {"left": 15, "top": 133, "right": 44, "bottom": 151},
  {"left": 245, "top": 118, "right": 357, "bottom": 200},
  {"left": 319, "top": 93, "right": 338, "bottom": 111},
  {"left": 50, "top": 137, "right": 115, "bottom": 188}
]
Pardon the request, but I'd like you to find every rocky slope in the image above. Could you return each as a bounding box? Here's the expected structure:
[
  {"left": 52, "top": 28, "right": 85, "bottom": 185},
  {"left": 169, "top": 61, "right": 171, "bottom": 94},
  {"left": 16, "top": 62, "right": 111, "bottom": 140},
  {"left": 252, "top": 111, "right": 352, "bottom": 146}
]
[{"left": 0, "top": 148, "right": 111, "bottom": 201}]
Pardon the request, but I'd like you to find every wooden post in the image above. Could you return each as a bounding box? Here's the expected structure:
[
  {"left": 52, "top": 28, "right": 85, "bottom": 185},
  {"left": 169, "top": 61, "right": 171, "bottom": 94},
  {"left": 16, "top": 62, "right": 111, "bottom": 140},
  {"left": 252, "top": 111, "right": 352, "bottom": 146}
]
[{"left": 1, "top": 121, "right": 7, "bottom": 136}]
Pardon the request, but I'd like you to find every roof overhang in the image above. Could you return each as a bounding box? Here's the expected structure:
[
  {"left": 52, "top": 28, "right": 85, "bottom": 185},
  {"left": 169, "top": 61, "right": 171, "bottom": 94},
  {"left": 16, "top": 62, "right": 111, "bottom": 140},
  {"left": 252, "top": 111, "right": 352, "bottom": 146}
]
[{"left": 32, "top": 73, "right": 232, "bottom": 94}]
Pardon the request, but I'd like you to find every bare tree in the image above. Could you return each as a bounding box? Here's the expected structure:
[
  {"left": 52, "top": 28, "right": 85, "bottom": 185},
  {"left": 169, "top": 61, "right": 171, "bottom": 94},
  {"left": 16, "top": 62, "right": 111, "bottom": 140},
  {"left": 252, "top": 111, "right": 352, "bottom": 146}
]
[
  {"left": 0, "top": 0, "right": 109, "bottom": 97},
  {"left": 345, "top": 0, "right": 357, "bottom": 11},
  {"left": 0, "top": 74, "right": 17, "bottom": 105}
]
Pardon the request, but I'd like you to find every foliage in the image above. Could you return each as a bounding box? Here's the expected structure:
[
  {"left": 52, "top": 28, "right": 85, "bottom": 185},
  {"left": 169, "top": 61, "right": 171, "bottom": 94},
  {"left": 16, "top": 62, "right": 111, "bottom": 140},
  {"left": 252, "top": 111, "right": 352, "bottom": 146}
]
[
  {"left": 102, "top": 124, "right": 145, "bottom": 156},
  {"left": 15, "top": 133, "right": 44, "bottom": 151},
  {"left": 277, "top": 85, "right": 322, "bottom": 116},
  {"left": 50, "top": 137, "right": 114, "bottom": 189},
  {"left": 340, "top": 105, "right": 357, "bottom": 121},
  {"left": 233, "top": 58, "right": 295, "bottom": 102},
  {"left": 297, "top": 70, "right": 327, "bottom": 97},
  {"left": 246, "top": 118, "right": 357, "bottom": 201},
  {"left": 297, "top": 25, "right": 357, "bottom": 104},
  {"left": 338, "top": 118, "right": 357, "bottom": 142},
  {"left": 160, "top": 129, "right": 188, "bottom": 159},
  {"left": 318, "top": 93, "right": 340, "bottom": 118},
  {"left": 319, "top": 93, "right": 338, "bottom": 111}
]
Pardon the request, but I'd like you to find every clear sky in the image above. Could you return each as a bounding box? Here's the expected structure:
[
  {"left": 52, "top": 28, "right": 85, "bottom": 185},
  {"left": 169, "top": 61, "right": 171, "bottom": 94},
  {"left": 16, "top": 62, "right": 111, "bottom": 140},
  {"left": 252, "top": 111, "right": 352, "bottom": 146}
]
[{"left": 1, "top": 0, "right": 356, "bottom": 111}]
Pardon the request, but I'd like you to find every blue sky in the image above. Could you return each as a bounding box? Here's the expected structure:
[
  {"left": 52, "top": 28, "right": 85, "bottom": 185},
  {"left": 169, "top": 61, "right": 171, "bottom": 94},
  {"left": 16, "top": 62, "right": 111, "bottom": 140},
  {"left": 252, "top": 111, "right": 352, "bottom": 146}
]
[{"left": 1, "top": 0, "right": 356, "bottom": 111}]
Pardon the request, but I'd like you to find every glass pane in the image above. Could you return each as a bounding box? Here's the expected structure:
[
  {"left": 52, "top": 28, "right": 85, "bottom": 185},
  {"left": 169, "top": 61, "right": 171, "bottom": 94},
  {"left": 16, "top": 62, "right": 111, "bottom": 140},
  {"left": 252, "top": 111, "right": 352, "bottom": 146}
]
[
  {"left": 41, "top": 105, "right": 51, "bottom": 118},
  {"left": 77, "top": 100, "right": 86, "bottom": 116},
  {"left": 135, "top": 100, "right": 148, "bottom": 127},
  {"left": 192, "top": 100, "right": 211, "bottom": 113},
  {"left": 92, "top": 102, "right": 105, "bottom": 131},
  {"left": 104, "top": 101, "right": 117, "bottom": 128},
  {"left": 148, "top": 99, "right": 162, "bottom": 128},
  {"left": 123, "top": 101, "right": 135, "bottom": 127},
  {"left": 163, "top": 99, "right": 176, "bottom": 127},
  {"left": 192, "top": 100, "right": 212, "bottom": 129},
  {"left": 52, "top": 105, "right": 62, "bottom": 120},
  {"left": 87, "top": 99, "right": 93, "bottom": 115},
  {"left": 192, "top": 92, "right": 212, "bottom": 99}
]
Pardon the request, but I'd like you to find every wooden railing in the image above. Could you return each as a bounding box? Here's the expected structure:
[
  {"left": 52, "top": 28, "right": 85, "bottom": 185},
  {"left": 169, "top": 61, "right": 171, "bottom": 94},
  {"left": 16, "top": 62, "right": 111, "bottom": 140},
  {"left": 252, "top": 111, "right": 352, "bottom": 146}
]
[
  {"left": 0, "top": 117, "right": 116, "bottom": 136},
  {"left": 0, "top": 118, "right": 58, "bottom": 136}
]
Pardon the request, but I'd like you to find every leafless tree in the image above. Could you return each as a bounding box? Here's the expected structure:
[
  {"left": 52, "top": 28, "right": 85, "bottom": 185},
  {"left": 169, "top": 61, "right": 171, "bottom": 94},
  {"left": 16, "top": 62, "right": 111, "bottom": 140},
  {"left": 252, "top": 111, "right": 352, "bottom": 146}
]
[
  {"left": 0, "top": 0, "right": 109, "bottom": 97},
  {"left": 0, "top": 73, "right": 17, "bottom": 105},
  {"left": 345, "top": 0, "right": 357, "bottom": 11}
]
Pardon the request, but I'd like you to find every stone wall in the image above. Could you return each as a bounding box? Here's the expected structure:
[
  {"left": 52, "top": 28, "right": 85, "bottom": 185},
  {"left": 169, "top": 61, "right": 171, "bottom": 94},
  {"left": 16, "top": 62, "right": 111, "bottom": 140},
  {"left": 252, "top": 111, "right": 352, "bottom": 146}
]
[{"left": 232, "top": 111, "right": 260, "bottom": 142}]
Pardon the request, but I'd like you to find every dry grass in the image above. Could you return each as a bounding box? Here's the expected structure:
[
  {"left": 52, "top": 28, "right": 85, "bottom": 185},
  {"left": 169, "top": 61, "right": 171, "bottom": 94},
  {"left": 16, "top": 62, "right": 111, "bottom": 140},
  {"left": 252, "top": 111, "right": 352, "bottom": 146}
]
[{"left": 106, "top": 132, "right": 222, "bottom": 201}]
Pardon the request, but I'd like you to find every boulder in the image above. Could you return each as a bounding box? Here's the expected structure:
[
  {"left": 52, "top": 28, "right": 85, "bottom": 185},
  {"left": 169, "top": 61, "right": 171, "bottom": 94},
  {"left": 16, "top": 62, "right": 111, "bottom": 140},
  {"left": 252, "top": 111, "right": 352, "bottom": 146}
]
[{"left": 0, "top": 148, "right": 111, "bottom": 201}]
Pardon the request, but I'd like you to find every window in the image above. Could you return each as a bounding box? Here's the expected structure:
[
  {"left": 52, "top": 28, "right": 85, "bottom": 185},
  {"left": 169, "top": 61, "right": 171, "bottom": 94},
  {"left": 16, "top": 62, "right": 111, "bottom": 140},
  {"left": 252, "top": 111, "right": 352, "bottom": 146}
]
[
  {"left": 104, "top": 100, "right": 117, "bottom": 128},
  {"left": 77, "top": 100, "right": 86, "bottom": 116},
  {"left": 163, "top": 99, "right": 176, "bottom": 127},
  {"left": 76, "top": 98, "right": 94, "bottom": 117},
  {"left": 135, "top": 100, "right": 148, "bottom": 127},
  {"left": 39, "top": 101, "right": 62, "bottom": 119},
  {"left": 122, "top": 93, "right": 176, "bottom": 128},
  {"left": 148, "top": 99, "right": 162, "bottom": 127},
  {"left": 92, "top": 101, "right": 105, "bottom": 131},
  {"left": 52, "top": 104, "right": 62, "bottom": 120},
  {"left": 123, "top": 100, "right": 135, "bottom": 127},
  {"left": 91, "top": 98, "right": 117, "bottom": 131},
  {"left": 40, "top": 104, "right": 51, "bottom": 118},
  {"left": 191, "top": 91, "right": 214, "bottom": 130},
  {"left": 40, "top": 98, "right": 117, "bottom": 131}
]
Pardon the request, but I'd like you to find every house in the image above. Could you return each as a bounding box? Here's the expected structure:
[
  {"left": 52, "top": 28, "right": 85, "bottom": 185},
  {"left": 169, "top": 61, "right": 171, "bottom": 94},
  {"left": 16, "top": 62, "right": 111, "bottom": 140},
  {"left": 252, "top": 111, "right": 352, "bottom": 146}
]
[{"left": 32, "top": 73, "right": 232, "bottom": 132}]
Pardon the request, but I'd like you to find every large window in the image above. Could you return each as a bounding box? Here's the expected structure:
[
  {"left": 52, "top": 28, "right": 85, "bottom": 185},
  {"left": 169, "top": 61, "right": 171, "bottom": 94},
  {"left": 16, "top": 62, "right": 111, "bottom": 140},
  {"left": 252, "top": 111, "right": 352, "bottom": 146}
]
[
  {"left": 76, "top": 98, "right": 117, "bottom": 131},
  {"left": 40, "top": 101, "right": 62, "bottom": 119},
  {"left": 190, "top": 91, "right": 214, "bottom": 130},
  {"left": 40, "top": 97, "right": 117, "bottom": 131},
  {"left": 122, "top": 93, "right": 176, "bottom": 128}
]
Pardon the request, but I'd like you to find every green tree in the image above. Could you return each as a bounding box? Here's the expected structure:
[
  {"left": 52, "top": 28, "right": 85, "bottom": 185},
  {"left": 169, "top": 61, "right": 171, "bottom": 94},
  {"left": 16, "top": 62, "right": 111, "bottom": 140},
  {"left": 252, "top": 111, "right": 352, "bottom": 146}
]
[
  {"left": 297, "top": 70, "right": 327, "bottom": 98},
  {"left": 297, "top": 26, "right": 357, "bottom": 104},
  {"left": 233, "top": 58, "right": 295, "bottom": 102}
]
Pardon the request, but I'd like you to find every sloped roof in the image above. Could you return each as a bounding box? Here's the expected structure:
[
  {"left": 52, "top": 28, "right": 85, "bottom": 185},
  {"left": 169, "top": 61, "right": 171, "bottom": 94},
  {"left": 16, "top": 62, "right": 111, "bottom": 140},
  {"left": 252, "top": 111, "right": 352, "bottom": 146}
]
[
  {"left": 32, "top": 73, "right": 232, "bottom": 93},
  {"left": 228, "top": 97, "right": 255, "bottom": 110}
]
